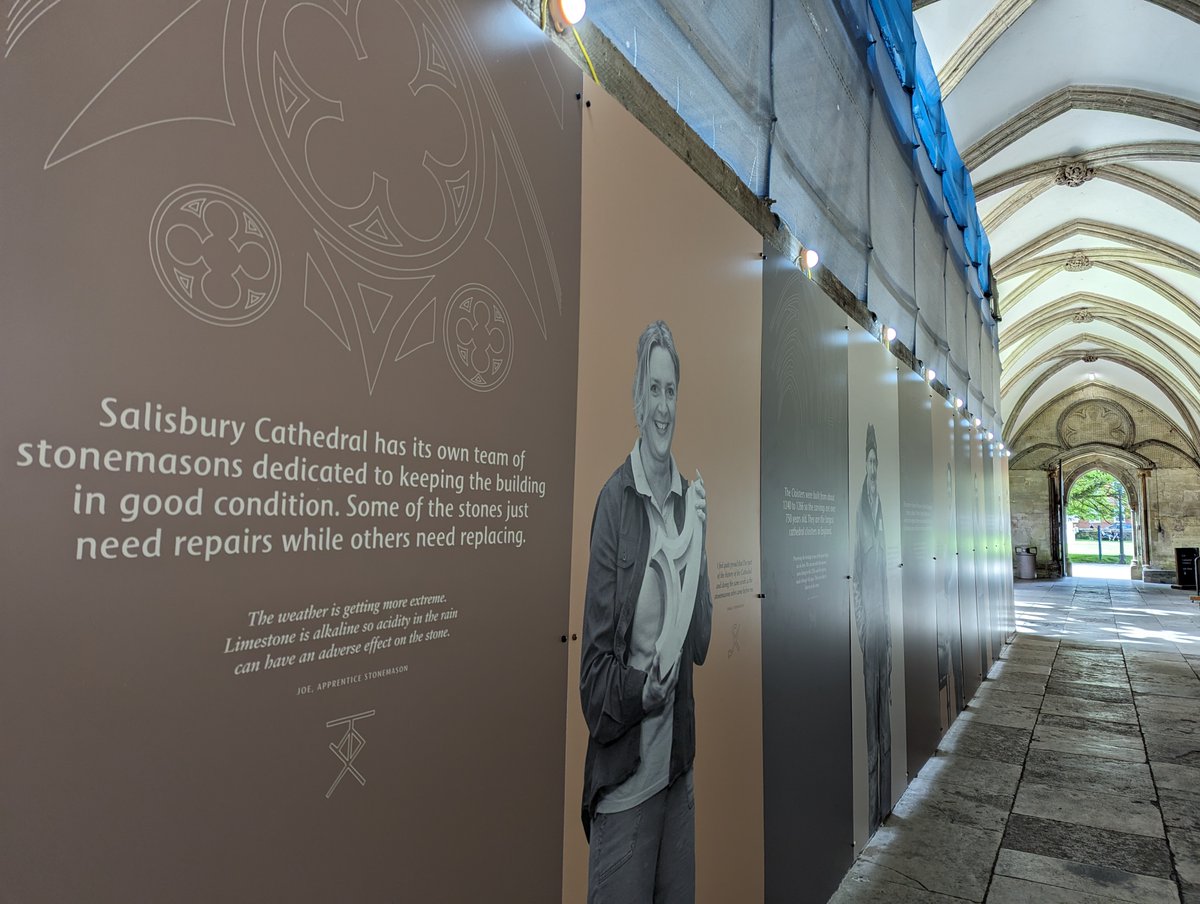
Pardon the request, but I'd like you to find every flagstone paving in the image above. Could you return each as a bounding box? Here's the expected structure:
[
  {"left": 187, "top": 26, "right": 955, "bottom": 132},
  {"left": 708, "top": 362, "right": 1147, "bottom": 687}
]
[{"left": 828, "top": 577, "right": 1200, "bottom": 903}]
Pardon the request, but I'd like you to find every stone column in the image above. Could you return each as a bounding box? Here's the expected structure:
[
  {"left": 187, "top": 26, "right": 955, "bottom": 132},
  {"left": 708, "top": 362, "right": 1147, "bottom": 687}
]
[
  {"left": 1139, "top": 468, "right": 1153, "bottom": 568},
  {"left": 1048, "top": 465, "right": 1063, "bottom": 579}
]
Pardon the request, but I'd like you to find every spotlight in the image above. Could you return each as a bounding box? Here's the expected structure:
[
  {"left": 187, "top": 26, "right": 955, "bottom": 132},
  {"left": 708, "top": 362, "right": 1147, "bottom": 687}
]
[
  {"left": 885, "top": 326, "right": 897, "bottom": 343},
  {"left": 1088, "top": 372, "right": 1097, "bottom": 381},
  {"left": 987, "top": 431, "right": 994, "bottom": 441},
  {"left": 552, "top": 0, "right": 586, "bottom": 27},
  {"left": 954, "top": 397, "right": 963, "bottom": 409},
  {"left": 997, "top": 442, "right": 1005, "bottom": 450},
  {"left": 973, "top": 417, "right": 981, "bottom": 427},
  {"left": 926, "top": 368, "right": 936, "bottom": 382}
]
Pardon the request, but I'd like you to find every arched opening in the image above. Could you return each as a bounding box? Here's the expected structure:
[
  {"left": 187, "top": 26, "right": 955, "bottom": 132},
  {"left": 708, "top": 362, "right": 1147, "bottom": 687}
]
[{"left": 1063, "top": 466, "right": 1138, "bottom": 580}]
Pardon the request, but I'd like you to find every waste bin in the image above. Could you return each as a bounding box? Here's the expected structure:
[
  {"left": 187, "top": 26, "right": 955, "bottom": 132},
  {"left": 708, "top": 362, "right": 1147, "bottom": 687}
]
[{"left": 1016, "top": 547, "right": 1037, "bottom": 580}]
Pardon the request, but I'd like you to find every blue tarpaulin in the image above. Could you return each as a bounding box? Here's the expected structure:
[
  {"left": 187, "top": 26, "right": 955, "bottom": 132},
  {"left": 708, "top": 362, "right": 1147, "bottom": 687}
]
[
  {"left": 912, "top": 24, "right": 944, "bottom": 173},
  {"left": 868, "top": 0, "right": 915, "bottom": 88},
  {"left": 872, "top": 0, "right": 991, "bottom": 294}
]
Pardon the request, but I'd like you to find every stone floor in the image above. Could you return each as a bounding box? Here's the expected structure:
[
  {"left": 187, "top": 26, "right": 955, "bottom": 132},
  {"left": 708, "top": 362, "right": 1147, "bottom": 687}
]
[{"left": 828, "top": 577, "right": 1200, "bottom": 904}]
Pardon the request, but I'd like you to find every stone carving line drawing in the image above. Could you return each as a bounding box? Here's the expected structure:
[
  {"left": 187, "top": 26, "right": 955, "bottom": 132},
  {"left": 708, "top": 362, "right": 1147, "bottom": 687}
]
[
  {"left": 311, "top": 229, "right": 437, "bottom": 394},
  {"left": 43, "top": 0, "right": 236, "bottom": 169},
  {"left": 244, "top": 0, "right": 483, "bottom": 266},
  {"left": 150, "top": 184, "right": 281, "bottom": 327},
  {"left": 444, "top": 284, "right": 512, "bottom": 392},
  {"left": 6, "top": 0, "right": 63, "bottom": 58},
  {"left": 242, "top": 0, "right": 561, "bottom": 393},
  {"left": 20, "top": 0, "right": 566, "bottom": 393},
  {"left": 325, "top": 709, "right": 374, "bottom": 799}
]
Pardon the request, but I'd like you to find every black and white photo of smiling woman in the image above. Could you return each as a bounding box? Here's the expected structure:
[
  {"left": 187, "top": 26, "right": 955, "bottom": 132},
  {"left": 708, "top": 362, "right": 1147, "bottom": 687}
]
[{"left": 579, "top": 320, "right": 712, "bottom": 904}]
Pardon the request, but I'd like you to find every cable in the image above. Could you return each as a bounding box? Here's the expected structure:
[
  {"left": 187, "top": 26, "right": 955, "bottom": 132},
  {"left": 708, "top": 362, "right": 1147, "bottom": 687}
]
[{"left": 574, "top": 27, "right": 598, "bottom": 84}]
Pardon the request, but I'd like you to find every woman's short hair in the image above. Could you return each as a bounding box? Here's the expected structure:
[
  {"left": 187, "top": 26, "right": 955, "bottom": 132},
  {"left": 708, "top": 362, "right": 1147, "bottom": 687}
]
[{"left": 632, "top": 320, "right": 680, "bottom": 427}]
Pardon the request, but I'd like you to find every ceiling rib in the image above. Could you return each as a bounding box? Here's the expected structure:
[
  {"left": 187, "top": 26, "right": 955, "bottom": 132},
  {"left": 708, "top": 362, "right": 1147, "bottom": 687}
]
[
  {"left": 915, "top": 0, "right": 1200, "bottom": 443},
  {"left": 981, "top": 177, "right": 1054, "bottom": 232},
  {"left": 1001, "top": 294, "right": 1200, "bottom": 361},
  {"left": 1002, "top": 330, "right": 1200, "bottom": 405},
  {"left": 1000, "top": 248, "right": 1197, "bottom": 280},
  {"left": 982, "top": 165, "right": 1200, "bottom": 232},
  {"left": 1008, "top": 379, "right": 1200, "bottom": 465},
  {"left": 913, "top": 0, "right": 1200, "bottom": 28},
  {"left": 1003, "top": 351, "right": 1200, "bottom": 446},
  {"left": 963, "top": 87, "right": 1200, "bottom": 170},
  {"left": 975, "top": 141, "right": 1200, "bottom": 199},
  {"left": 997, "top": 259, "right": 1197, "bottom": 319},
  {"left": 1004, "top": 322, "right": 1200, "bottom": 404},
  {"left": 937, "top": 0, "right": 1036, "bottom": 97},
  {"left": 994, "top": 219, "right": 1200, "bottom": 277}
]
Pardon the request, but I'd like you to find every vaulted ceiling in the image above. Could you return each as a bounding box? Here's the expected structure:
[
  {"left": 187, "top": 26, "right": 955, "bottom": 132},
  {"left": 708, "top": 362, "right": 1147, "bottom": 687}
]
[{"left": 915, "top": 0, "right": 1200, "bottom": 452}]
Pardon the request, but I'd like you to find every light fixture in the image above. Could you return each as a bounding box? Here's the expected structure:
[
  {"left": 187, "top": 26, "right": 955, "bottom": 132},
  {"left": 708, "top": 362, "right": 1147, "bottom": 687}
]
[
  {"left": 954, "top": 397, "right": 963, "bottom": 409},
  {"left": 884, "top": 326, "right": 897, "bottom": 343},
  {"left": 551, "top": 0, "right": 587, "bottom": 28},
  {"left": 802, "top": 247, "right": 819, "bottom": 270},
  {"left": 987, "top": 431, "right": 994, "bottom": 441},
  {"left": 973, "top": 417, "right": 981, "bottom": 427},
  {"left": 926, "top": 368, "right": 936, "bottom": 382},
  {"left": 1088, "top": 372, "right": 1097, "bottom": 381},
  {"left": 997, "top": 442, "right": 1005, "bottom": 450}
]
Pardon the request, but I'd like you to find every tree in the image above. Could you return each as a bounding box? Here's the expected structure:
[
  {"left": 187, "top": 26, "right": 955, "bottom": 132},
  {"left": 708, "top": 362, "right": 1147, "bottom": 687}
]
[{"left": 1067, "top": 470, "right": 1118, "bottom": 523}]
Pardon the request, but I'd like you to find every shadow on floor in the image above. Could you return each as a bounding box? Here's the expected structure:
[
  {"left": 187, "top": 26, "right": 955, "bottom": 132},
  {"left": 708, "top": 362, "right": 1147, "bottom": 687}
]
[{"left": 827, "top": 577, "right": 1200, "bottom": 904}]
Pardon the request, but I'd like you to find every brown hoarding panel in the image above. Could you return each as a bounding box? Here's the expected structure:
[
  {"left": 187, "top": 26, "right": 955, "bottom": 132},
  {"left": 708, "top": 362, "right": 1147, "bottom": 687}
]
[
  {"left": 565, "top": 83, "right": 764, "bottom": 904},
  {"left": 1, "top": 3, "right": 580, "bottom": 900}
]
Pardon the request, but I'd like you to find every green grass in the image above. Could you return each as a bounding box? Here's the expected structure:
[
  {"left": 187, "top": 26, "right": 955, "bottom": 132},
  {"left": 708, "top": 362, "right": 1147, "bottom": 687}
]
[{"left": 1066, "top": 536, "right": 1134, "bottom": 565}]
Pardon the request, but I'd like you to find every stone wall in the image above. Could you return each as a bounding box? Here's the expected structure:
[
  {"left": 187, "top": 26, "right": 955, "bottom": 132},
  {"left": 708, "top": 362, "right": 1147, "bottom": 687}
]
[
  {"left": 1008, "top": 383, "right": 1200, "bottom": 575},
  {"left": 1151, "top": 467, "right": 1200, "bottom": 569},
  {"left": 1010, "top": 469, "right": 1052, "bottom": 570}
]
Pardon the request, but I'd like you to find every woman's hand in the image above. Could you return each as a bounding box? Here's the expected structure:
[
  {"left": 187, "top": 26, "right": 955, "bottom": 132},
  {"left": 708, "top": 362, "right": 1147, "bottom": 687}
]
[{"left": 642, "top": 655, "right": 681, "bottom": 712}]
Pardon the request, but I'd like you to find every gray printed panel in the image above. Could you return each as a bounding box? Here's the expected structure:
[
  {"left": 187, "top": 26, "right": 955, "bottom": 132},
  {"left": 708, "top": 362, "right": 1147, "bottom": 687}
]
[
  {"left": 899, "top": 370, "right": 939, "bottom": 776},
  {"left": 956, "top": 411, "right": 985, "bottom": 699},
  {"left": 760, "top": 250, "right": 853, "bottom": 904}
]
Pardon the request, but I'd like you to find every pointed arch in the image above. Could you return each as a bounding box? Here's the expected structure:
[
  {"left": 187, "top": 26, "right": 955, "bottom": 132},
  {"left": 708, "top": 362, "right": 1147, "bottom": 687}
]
[
  {"left": 976, "top": 142, "right": 1200, "bottom": 199},
  {"left": 1000, "top": 293, "right": 1200, "bottom": 364},
  {"left": 994, "top": 219, "right": 1200, "bottom": 277},
  {"left": 1003, "top": 357, "right": 1200, "bottom": 446},
  {"left": 1007, "top": 381, "right": 1200, "bottom": 465},
  {"left": 963, "top": 87, "right": 1200, "bottom": 170},
  {"left": 981, "top": 165, "right": 1200, "bottom": 233}
]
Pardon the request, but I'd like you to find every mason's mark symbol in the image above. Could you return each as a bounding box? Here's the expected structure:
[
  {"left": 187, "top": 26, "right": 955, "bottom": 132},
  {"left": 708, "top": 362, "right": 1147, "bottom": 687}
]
[{"left": 325, "top": 710, "right": 375, "bottom": 799}]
